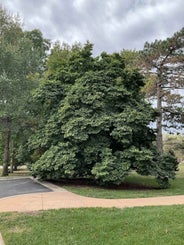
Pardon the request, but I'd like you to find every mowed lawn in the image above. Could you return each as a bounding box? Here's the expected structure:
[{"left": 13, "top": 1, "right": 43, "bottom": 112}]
[{"left": 0, "top": 206, "right": 184, "bottom": 245}]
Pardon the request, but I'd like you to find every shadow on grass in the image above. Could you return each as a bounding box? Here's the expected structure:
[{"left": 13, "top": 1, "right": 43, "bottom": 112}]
[{"left": 50, "top": 175, "right": 160, "bottom": 191}]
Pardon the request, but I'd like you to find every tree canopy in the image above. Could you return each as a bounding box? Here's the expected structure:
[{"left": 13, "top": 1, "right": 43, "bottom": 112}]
[
  {"left": 26, "top": 43, "right": 178, "bottom": 187},
  {"left": 0, "top": 6, "right": 50, "bottom": 175}
]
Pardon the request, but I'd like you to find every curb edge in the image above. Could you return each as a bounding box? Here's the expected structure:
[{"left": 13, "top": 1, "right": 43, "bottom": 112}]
[{"left": 0, "top": 232, "right": 5, "bottom": 245}]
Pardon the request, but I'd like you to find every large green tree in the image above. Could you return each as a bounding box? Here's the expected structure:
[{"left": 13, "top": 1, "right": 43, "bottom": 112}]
[
  {"left": 0, "top": 6, "right": 50, "bottom": 175},
  {"left": 27, "top": 44, "right": 178, "bottom": 187}
]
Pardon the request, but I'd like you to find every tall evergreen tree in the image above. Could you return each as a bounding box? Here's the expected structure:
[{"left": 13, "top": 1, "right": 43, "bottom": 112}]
[{"left": 140, "top": 28, "right": 184, "bottom": 154}]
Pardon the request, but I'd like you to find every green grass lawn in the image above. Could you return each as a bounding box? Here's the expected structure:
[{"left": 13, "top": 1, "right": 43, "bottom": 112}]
[
  {"left": 60, "top": 164, "right": 184, "bottom": 199},
  {"left": 1, "top": 206, "right": 184, "bottom": 245}
]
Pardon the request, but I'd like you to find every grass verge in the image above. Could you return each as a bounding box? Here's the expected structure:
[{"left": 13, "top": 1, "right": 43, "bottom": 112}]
[{"left": 0, "top": 206, "right": 184, "bottom": 245}]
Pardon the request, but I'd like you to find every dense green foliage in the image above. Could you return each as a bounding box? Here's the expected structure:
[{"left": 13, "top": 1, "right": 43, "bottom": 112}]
[
  {"left": 26, "top": 43, "right": 178, "bottom": 187},
  {"left": 0, "top": 7, "right": 50, "bottom": 175},
  {"left": 0, "top": 7, "right": 49, "bottom": 117}
]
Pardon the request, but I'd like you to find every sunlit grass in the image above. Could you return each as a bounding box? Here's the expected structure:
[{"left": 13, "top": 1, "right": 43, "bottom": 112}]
[{"left": 1, "top": 206, "right": 184, "bottom": 245}]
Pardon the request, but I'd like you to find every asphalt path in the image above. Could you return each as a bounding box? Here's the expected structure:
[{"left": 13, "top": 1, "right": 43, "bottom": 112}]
[{"left": 0, "top": 178, "right": 52, "bottom": 198}]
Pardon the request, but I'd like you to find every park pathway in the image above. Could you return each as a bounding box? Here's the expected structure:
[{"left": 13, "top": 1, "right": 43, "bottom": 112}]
[{"left": 1, "top": 181, "right": 184, "bottom": 212}]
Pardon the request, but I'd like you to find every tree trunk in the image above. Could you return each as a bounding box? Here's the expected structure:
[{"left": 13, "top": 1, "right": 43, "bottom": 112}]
[
  {"left": 10, "top": 140, "right": 15, "bottom": 173},
  {"left": 1, "top": 117, "right": 11, "bottom": 176},
  {"left": 13, "top": 164, "right": 18, "bottom": 171},
  {"left": 156, "top": 77, "right": 163, "bottom": 154}
]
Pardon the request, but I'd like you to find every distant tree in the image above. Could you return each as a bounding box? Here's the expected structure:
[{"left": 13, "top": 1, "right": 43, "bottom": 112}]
[
  {"left": 140, "top": 28, "right": 184, "bottom": 154},
  {"left": 0, "top": 6, "right": 50, "bottom": 176},
  {"left": 164, "top": 134, "right": 184, "bottom": 162},
  {"left": 120, "top": 49, "right": 140, "bottom": 69},
  {"left": 27, "top": 45, "right": 178, "bottom": 188}
]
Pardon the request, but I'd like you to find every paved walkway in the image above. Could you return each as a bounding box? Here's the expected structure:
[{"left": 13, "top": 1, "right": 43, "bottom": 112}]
[
  {"left": 0, "top": 178, "right": 52, "bottom": 198},
  {"left": 1, "top": 179, "right": 184, "bottom": 212}
]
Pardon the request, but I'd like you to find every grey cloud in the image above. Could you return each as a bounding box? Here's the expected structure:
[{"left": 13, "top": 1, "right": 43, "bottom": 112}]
[{"left": 1, "top": 0, "right": 184, "bottom": 55}]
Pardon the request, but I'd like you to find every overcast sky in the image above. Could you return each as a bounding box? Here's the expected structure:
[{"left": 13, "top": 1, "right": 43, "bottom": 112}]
[{"left": 1, "top": 0, "right": 184, "bottom": 55}]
